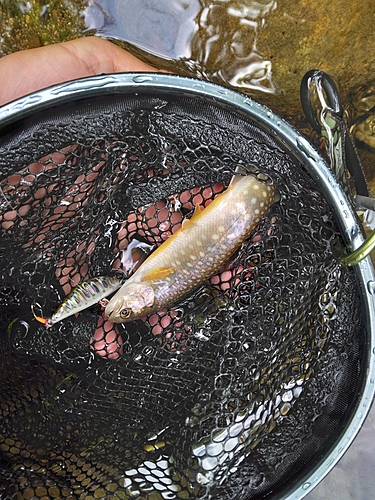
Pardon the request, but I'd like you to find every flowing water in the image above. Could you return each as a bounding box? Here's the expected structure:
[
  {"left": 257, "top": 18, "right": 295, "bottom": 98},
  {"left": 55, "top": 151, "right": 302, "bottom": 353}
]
[{"left": 0, "top": 1, "right": 375, "bottom": 499}]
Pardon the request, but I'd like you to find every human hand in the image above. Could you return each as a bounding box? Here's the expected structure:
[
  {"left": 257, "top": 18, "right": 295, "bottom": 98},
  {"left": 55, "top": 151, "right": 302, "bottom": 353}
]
[{"left": 0, "top": 36, "right": 166, "bottom": 106}]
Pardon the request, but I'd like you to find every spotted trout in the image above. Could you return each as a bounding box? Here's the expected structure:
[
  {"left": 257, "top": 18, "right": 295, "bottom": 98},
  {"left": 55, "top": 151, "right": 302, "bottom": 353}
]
[{"left": 105, "top": 174, "right": 276, "bottom": 323}]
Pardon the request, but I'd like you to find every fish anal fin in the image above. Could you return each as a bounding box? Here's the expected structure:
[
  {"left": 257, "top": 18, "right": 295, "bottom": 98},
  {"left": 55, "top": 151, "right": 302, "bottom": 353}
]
[{"left": 141, "top": 266, "right": 175, "bottom": 281}]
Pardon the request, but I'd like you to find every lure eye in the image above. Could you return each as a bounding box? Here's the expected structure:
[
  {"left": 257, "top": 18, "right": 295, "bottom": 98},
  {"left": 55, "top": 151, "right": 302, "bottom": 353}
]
[{"left": 120, "top": 308, "right": 131, "bottom": 319}]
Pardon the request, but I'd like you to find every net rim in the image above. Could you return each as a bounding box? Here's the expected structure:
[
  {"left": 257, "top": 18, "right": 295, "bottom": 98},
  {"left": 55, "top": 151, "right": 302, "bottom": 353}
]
[{"left": 0, "top": 71, "right": 374, "bottom": 499}]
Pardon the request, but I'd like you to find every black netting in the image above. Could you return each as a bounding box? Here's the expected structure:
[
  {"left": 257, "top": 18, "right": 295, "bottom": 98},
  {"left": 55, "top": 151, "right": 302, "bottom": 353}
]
[{"left": 0, "top": 91, "right": 364, "bottom": 500}]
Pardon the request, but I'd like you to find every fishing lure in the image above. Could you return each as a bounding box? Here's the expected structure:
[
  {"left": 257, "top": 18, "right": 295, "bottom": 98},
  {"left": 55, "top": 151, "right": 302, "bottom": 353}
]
[
  {"left": 32, "top": 273, "right": 126, "bottom": 328},
  {"left": 105, "top": 173, "right": 276, "bottom": 323}
]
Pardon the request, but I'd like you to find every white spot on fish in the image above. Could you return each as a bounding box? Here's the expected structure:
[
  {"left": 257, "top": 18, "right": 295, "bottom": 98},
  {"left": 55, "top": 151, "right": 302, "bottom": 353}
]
[
  {"left": 254, "top": 208, "right": 260, "bottom": 215},
  {"left": 253, "top": 184, "right": 260, "bottom": 190},
  {"left": 218, "top": 225, "right": 225, "bottom": 232},
  {"left": 212, "top": 234, "right": 220, "bottom": 240},
  {"left": 199, "top": 251, "right": 205, "bottom": 257}
]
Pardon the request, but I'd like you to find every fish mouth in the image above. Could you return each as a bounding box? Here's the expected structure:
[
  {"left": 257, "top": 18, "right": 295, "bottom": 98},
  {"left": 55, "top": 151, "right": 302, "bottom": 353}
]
[{"left": 104, "top": 308, "right": 114, "bottom": 321}]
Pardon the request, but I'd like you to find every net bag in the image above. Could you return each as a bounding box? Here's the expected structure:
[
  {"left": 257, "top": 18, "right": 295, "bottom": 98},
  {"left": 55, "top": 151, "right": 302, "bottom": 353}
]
[{"left": 0, "top": 73, "right": 374, "bottom": 500}]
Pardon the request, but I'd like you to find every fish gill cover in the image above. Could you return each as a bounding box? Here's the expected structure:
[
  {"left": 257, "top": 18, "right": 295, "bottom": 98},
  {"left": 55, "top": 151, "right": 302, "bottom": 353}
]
[{"left": 0, "top": 91, "right": 364, "bottom": 499}]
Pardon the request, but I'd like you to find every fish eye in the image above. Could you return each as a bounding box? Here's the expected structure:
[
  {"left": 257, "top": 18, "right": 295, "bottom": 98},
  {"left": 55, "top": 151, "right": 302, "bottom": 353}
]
[
  {"left": 115, "top": 272, "right": 124, "bottom": 280},
  {"left": 120, "top": 308, "right": 131, "bottom": 319}
]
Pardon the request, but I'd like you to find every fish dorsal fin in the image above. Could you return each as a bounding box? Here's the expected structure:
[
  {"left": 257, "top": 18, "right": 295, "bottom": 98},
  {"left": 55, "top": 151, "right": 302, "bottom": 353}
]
[
  {"left": 182, "top": 204, "right": 203, "bottom": 230},
  {"left": 141, "top": 266, "right": 175, "bottom": 282}
]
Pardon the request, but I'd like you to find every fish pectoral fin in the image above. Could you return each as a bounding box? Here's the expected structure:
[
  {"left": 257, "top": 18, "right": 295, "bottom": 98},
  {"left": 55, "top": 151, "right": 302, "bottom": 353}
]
[
  {"left": 182, "top": 204, "right": 203, "bottom": 230},
  {"left": 141, "top": 266, "right": 175, "bottom": 282}
]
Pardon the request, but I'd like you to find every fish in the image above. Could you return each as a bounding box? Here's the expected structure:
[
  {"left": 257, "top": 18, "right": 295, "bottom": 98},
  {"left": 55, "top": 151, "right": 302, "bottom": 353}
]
[
  {"left": 105, "top": 173, "right": 276, "bottom": 323},
  {"left": 32, "top": 272, "right": 126, "bottom": 328}
]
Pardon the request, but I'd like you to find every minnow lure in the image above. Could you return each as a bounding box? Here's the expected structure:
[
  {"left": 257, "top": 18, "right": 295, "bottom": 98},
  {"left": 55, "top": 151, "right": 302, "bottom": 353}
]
[
  {"left": 105, "top": 174, "right": 276, "bottom": 323},
  {"left": 32, "top": 273, "right": 126, "bottom": 328}
]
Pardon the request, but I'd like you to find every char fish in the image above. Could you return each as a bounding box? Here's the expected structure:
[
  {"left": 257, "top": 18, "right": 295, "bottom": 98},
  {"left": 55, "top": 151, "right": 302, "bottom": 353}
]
[{"left": 105, "top": 174, "right": 276, "bottom": 323}]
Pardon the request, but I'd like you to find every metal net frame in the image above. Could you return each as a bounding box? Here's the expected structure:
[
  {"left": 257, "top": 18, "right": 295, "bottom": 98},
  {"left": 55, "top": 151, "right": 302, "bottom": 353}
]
[{"left": 0, "top": 76, "right": 370, "bottom": 500}]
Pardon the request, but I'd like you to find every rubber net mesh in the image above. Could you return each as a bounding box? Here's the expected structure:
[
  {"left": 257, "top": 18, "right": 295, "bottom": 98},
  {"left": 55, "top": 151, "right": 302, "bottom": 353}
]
[{"left": 0, "top": 91, "right": 364, "bottom": 500}]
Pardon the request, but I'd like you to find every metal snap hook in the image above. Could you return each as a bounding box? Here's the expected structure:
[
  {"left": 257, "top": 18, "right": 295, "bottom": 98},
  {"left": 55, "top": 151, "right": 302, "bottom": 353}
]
[{"left": 300, "top": 69, "right": 369, "bottom": 198}]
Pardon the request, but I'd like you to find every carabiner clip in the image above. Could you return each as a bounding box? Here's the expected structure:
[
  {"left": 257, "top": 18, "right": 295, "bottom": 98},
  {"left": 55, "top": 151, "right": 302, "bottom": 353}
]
[
  {"left": 301, "top": 70, "right": 375, "bottom": 266},
  {"left": 300, "top": 69, "right": 369, "bottom": 198}
]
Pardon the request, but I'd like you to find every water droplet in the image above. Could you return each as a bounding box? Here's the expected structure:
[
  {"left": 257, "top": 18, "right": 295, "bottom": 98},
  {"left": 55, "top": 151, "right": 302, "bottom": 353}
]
[
  {"left": 243, "top": 97, "right": 253, "bottom": 106},
  {"left": 302, "top": 482, "right": 312, "bottom": 490},
  {"left": 132, "top": 75, "right": 153, "bottom": 83},
  {"left": 367, "top": 280, "right": 375, "bottom": 294}
]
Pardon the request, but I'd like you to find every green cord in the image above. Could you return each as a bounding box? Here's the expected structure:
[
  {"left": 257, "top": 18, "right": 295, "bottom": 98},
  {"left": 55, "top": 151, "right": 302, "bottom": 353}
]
[{"left": 340, "top": 229, "right": 375, "bottom": 266}]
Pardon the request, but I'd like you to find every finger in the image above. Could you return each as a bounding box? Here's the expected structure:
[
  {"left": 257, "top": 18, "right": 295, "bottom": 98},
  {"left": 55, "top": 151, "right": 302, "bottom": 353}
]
[{"left": 0, "top": 36, "right": 167, "bottom": 106}]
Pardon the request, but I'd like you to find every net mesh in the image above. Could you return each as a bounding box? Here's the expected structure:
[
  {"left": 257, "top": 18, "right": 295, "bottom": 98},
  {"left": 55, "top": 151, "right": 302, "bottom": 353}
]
[{"left": 0, "top": 91, "right": 364, "bottom": 499}]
